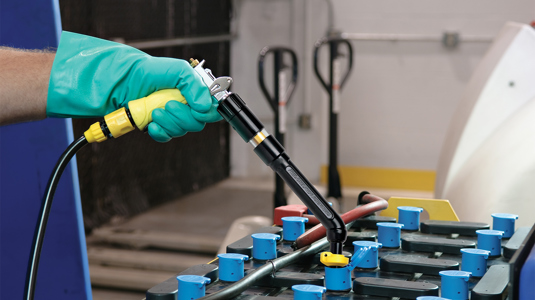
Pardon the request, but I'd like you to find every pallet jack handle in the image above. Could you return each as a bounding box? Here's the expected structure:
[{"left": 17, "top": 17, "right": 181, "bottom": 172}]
[
  {"left": 258, "top": 46, "right": 299, "bottom": 208},
  {"left": 258, "top": 46, "right": 298, "bottom": 113},
  {"left": 313, "top": 37, "right": 353, "bottom": 94},
  {"left": 313, "top": 37, "right": 353, "bottom": 200}
]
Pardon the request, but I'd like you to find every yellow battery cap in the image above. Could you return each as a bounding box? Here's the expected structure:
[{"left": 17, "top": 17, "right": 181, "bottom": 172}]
[{"left": 320, "top": 252, "right": 349, "bottom": 267}]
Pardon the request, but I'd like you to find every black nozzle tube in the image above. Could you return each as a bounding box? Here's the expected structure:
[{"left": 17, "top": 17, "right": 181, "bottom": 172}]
[
  {"left": 217, "top": 93, "right": 264, "bottom": 142},
  {"left": 217, "top": 93, "right": 347, "bottom": 253},
  {"left": 267, "top": 153, "right": 347, "bottom": 251},
  {"left": 330, "top": 241, "right": 343, "bottom": 254}
]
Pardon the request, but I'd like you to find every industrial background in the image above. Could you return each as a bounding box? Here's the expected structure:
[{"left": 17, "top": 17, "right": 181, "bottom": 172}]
[
  {"left": 1, "top": 0, "right": 535, "bottom": 299},
  {"left": 230, "top": 0, "right": 534, "bottom": 186},
  {"left": 60, "top": 0, "right": 232, "bottom": 230},
  {"left": 60, "top": 0, "right": 535, "bottom": 232}
]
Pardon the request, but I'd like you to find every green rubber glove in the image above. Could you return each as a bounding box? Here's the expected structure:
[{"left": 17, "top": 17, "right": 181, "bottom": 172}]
[{"left": 47, "top": 31, "right": 222, "bottom": 142}]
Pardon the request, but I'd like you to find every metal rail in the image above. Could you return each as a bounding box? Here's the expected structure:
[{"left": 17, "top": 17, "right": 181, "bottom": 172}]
[
  {"left": 125, "top": 34, "right": 236, "bottom": 50},
  {"left": 339, "top": 32, "right": 493, "bottom": 43}
]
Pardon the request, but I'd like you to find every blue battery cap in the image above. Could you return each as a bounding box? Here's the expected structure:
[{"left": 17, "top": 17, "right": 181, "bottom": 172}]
[
  {"left": 397, "top": 206, "right": 424, "bottom": 231},
  {"left": 476, "top": 229, "right": 504, "bottom": 236},
  {"left": 281, "top": 216, "right": 308, "bottom": 241},
  {"left": 292, "top": 284, "right": 326, "bottom": 300},
  {"left": 352, "top": 241, "right": 382, "bottom": 268},
  {"left": 217, "top": 253, "right": 249, "bottom": 282},
  {"left": 177, "top": 275, "right": 211, "bottom": 300},
  {"left": 324, "top": 245, "right": 372, "bottom": 291},
  {"left": 417, "top": 297, "right": 449, "bottom": 300},
  {"left": 377, "top": 222, "right": 404, "bottom": 248},
  {"left": 251, "top": 233, "right": 280, "bottom": 260},
  {"left": 324, "top": 266, "right": 352, "bottom": 291},
  {"left": 460, "top": 248, "right": 490, "bottom": 277},
  {"left": 476, "top": 229, "right": 504, "bottom": 256},
  {"left": 491, "top": 213, "right": 518, "bottom": 238},
  {"left": 439, "top": 270, "right": 471, "bottom": 300}
]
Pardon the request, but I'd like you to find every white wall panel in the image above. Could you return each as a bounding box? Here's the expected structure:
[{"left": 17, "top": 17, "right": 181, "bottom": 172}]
[{"left": 230, "top": 0, "right": 535, "bottom": 182}]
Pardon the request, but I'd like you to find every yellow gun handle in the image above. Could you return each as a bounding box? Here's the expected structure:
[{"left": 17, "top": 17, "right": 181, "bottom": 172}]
[
  {"left": 84, "top": 89, "right": 187, "bottom": 143},
  {"left": 128, "top": 89, "right": 187, "bottom": 130}
]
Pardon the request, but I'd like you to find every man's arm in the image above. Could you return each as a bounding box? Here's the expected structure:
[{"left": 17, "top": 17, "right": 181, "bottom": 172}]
[
  {"left": 0, "top": 47, "right": 54, "bottom": 126},
  {"left": 0, "top": 32, "right": 222, "bottom": 142}
]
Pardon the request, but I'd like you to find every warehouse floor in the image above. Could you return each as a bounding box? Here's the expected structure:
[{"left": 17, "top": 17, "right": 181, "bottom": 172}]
[{"left": 89, "top": 177, "right": 433, "bottom": 299}]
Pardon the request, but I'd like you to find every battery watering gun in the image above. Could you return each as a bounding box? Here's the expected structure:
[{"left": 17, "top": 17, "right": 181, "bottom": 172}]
[{"left": 25, "top": 58, "right": 349, "bottom": 300}]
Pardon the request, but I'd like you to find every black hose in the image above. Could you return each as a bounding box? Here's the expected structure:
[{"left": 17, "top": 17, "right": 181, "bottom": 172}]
[
  {"left": 199, "top": 221, "right": 356, "bottom": 300},
  {"left": 24, "top": 136, "right": 88, "bottom": 300}
]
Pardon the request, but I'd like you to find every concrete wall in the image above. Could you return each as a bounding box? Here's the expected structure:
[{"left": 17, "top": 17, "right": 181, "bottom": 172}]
[{"left": 229, "top": 0, "right": 535, "bottom": 183}]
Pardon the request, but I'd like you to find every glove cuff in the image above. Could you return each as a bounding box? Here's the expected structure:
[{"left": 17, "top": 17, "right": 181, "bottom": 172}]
[{"left": 46, "top": 31, "right": 147, "bottom": 118}]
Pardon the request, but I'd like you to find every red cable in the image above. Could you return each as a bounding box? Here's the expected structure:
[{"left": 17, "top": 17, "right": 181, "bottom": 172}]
[{"left": 294, "top": 193, "right": 388, "bottom": 249}]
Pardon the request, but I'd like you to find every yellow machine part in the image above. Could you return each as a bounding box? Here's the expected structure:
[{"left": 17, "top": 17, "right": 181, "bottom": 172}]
[
  {"left": 380, "top": 197, "right": 460, "bottom": 221},
  {"left": 104, "top": 107, "right": 136, "bottom": 139},
  {"left": 320, "top": 252, "right": 349, "bottom": 267},
  {"left": 84, "top": 108, "right": 136, "bottom": 144},
  {"left": 84, "top": 122, "right": 107, "bottom": 143}
]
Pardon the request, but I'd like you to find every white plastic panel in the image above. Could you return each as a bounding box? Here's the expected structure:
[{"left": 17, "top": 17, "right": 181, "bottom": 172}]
[
  {"left": 443, "top": 97, "right": 535, "bottom": 227},
  {"left": 436, "top": 23, "right": 535, "bottom": 197}
]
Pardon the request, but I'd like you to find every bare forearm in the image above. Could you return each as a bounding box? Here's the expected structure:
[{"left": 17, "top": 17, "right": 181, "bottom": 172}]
[{"left": 0, "top": 47, "right": 55, "bottom": 126}]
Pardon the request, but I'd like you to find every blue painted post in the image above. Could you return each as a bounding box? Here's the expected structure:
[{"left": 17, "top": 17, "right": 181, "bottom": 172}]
[{"left": 0, "top": 1, "right": 90, "bottom": 299}]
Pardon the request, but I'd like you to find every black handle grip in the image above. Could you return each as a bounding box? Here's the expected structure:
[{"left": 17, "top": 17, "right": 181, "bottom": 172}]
[
  {"left": 258, "top": 46, "right": 298, "bottom": 112},
  {"left": 313, "top": 37, "right": 354, "bottom": 93}
]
